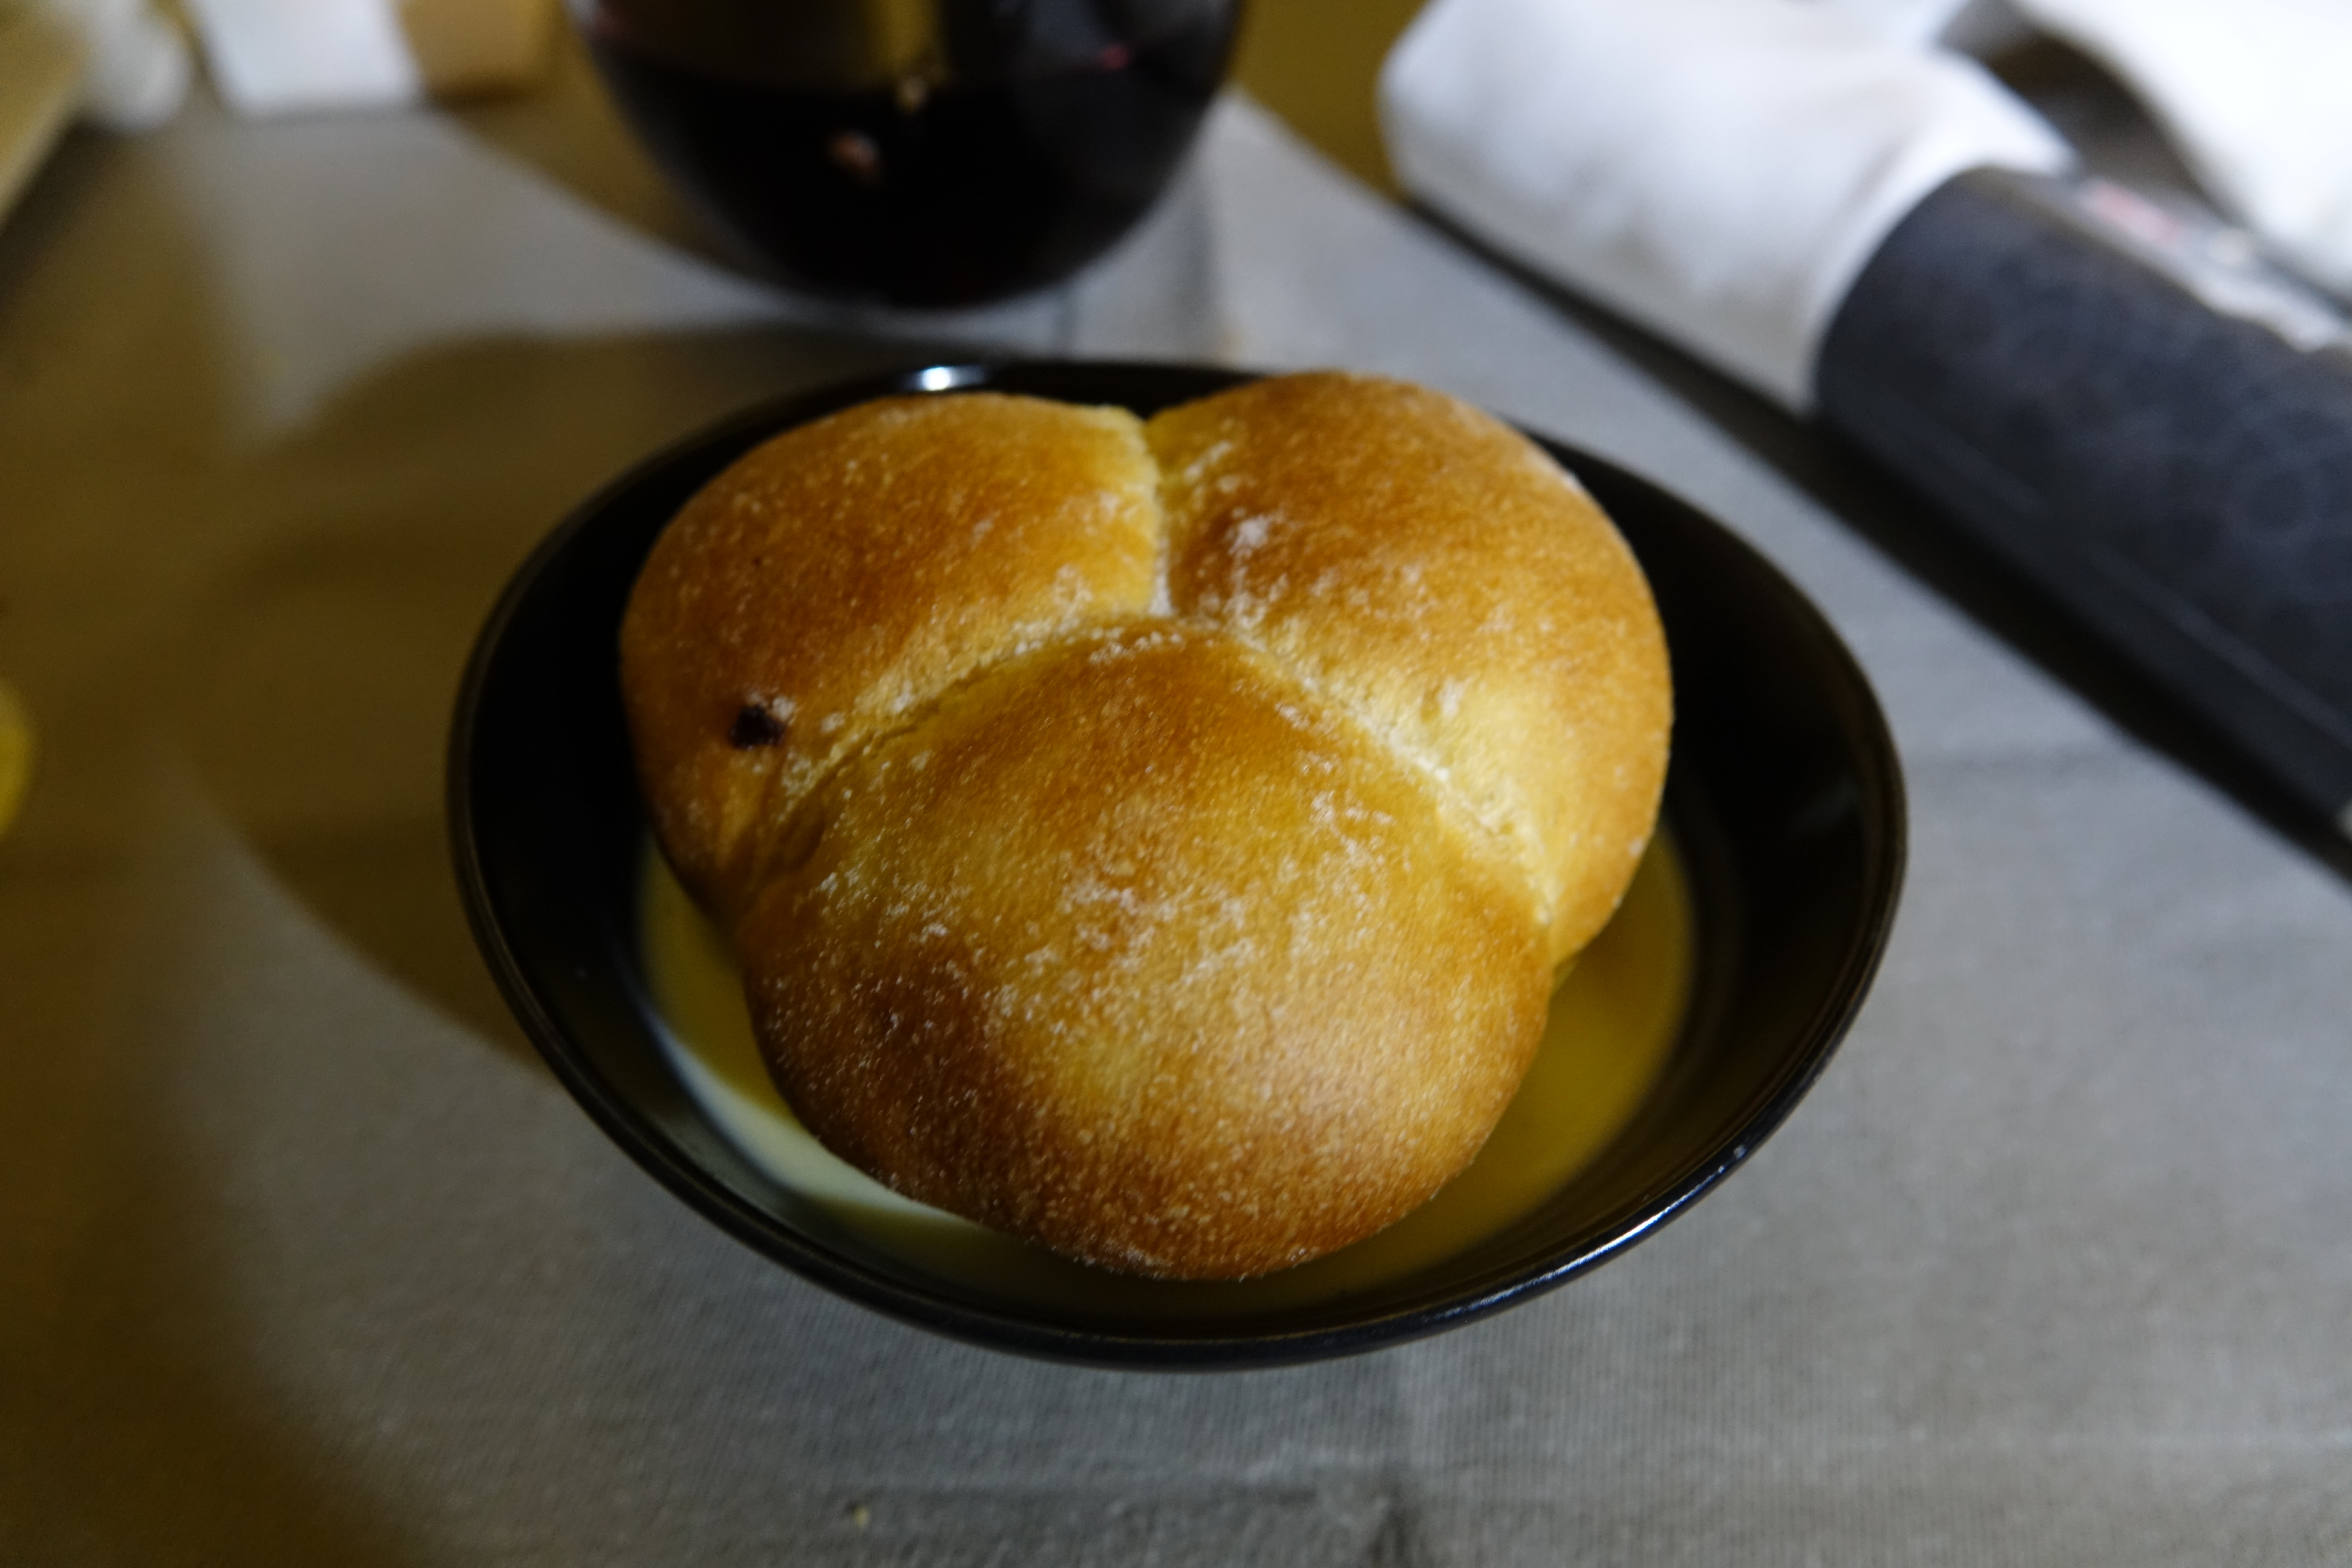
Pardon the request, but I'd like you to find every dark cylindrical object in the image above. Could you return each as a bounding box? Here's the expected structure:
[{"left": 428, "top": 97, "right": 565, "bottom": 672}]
[{"left": 1819, "top": 168, "right": 2352, "bottom": 837}]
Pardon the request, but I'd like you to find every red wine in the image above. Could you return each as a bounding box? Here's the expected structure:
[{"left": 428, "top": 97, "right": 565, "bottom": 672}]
[{"left": 583, "top": 5, "right": 1239, "bottom": 307}]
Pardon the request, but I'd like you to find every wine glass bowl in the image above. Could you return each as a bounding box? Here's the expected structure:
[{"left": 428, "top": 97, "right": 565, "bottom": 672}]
[{"left": 574, "top": 0, "right": 1244, "bottom": 307}]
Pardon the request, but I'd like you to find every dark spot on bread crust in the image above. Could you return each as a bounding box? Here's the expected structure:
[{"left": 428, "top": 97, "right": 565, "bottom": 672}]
[{"left": 730, "top": 704, "right": 788, "bottom": 749}]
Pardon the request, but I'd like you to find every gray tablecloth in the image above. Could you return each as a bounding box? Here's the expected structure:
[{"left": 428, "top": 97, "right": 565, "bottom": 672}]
[{"left": 4, "top": 48, "right": 2348, "bottom": 1567}]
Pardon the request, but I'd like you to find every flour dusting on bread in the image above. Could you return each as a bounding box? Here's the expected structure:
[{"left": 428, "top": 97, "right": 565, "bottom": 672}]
[{"left": 619, "top": 373, "right": 1670, "bottom": 1278}]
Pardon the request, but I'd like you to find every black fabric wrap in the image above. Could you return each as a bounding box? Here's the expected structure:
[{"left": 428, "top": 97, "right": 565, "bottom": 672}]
[{"left": 1817, "top": 168, "right": 2352, "bottom": 830}]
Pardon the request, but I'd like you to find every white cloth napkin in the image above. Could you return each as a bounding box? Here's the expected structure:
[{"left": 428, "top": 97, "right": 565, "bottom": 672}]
[
  {"left": 1822, "top": 0, "right": 2352, "bottom": 296},
  {"left": 2014, "top": 0, "right": 2352, "bottom": 297},
  {"left": 183, "top": 0, "right": 557, "bottom": 117},
  {"left": 1379, "top": 0, "right": 2071, "bottom": 410},
  {"left": 1808, "top": 0, "right": 2034, "bottom": 53},
  {"left": 183, "top": 0, "right": 421, "bottom": 116}
]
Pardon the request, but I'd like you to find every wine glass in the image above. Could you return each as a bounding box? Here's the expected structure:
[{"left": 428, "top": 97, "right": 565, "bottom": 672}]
[{"left": 573, "top": 0, "right": 1245, "bottom": 308}]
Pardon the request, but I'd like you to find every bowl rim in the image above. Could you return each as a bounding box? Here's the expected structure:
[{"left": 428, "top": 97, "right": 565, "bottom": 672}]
[{"left": 449, "top": 358, "right": 1907, "bottom": 1369}]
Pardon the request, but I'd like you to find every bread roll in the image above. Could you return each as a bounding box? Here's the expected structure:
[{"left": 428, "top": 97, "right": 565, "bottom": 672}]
[{"left": 619, "top": 373, "right": 1671, "bottom": 1278}]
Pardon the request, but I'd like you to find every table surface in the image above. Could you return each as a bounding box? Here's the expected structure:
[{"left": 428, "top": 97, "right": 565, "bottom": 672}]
[{"left": 4, "top": 22, "right": 2350, "bottom": 1568}]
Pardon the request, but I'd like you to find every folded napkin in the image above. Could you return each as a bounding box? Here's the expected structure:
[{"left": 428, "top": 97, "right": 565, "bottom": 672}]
[
  {"left": 1379, "top": 0, "right": 2071, "bottom": 410},
  {"left": 184, "top": 0, "right": 557, "bottom": 117},
  {"left": 1817, "top": 0, "right": 2352, "bottom": 297},
  {"left": 1383, "top": 0, "right": 2352, "bottom": 837},
  {"left": 1806, "top": 0, "right": 2033, "bottom": 52},
  {"left": 2014, "top": 0, "right": 2352, "bottom": 297}
]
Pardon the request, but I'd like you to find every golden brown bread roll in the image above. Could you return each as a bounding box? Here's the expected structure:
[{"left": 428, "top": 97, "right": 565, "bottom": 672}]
[{"left": 620, "top": 372, "right": 1671, "bottom": 1278}]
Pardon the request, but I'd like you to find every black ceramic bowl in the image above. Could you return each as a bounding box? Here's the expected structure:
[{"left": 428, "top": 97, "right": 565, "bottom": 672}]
[{"left": 450, "top": 361, "right": 1904, "bottom": 1368}]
